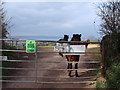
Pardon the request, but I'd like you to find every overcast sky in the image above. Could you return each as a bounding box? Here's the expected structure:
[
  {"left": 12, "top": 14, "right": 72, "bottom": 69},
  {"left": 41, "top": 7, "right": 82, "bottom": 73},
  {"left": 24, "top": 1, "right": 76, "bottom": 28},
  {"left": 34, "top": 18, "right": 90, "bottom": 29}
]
[{"left": 5, "top": 2, "right": 101, "bottom": 40}]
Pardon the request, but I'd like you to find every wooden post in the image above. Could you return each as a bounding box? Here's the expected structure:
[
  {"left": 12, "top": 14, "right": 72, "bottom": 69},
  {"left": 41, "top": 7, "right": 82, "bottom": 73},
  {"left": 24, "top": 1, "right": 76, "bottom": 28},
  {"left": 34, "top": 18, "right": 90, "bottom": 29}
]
[{"left": 101, "top": 39, "right": 105, "bottom": 77}]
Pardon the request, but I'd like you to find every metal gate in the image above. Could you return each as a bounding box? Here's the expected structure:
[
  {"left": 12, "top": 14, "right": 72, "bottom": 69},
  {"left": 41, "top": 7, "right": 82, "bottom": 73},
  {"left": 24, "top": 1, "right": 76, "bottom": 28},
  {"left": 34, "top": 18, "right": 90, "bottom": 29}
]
[{"left": 0, "top": 39, "right": 101, "bottom": 86}]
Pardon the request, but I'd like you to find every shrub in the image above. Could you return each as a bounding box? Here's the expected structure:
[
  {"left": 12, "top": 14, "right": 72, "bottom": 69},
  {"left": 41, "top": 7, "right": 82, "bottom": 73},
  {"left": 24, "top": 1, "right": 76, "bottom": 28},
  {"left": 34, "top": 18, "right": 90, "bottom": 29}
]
[
  {"left": 106, "top": 55, "right": 120, "bottom": 88},
  {"left": 2, "top": 45, "right": 19, "bottom": 77}
]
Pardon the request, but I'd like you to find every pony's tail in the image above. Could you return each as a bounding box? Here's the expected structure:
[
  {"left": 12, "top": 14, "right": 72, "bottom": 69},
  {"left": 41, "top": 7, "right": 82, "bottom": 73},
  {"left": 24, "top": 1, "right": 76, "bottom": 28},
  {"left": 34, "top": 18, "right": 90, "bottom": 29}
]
[{"left": 59, "top": 52, "right": 63, "bottom": 57}]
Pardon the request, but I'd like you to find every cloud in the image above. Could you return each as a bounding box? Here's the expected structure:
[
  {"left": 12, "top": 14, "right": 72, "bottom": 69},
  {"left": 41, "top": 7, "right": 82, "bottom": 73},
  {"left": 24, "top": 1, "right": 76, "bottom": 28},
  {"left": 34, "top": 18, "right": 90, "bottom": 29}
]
[
  {"left": 4, "top": 0, "right": 110, "bottom": 2},
  {"left": 5, "top": 2, "right": 100, "bottom": 39},
  {"left": 62, "top": 23, "right": 73, "bottom": 28}
]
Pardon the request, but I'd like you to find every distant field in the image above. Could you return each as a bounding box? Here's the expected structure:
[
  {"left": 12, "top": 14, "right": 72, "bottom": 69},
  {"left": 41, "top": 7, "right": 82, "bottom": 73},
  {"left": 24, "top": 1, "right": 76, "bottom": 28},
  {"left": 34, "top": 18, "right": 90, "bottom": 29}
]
[
  {"left": 38, "top": 46, "right": 53, "bottom": 47},
  {"left": 37, "top": 46, "right": 54, "bottom": 51},
  {"left": 87, "top": 44, "right": 100, "bottom": 49}
]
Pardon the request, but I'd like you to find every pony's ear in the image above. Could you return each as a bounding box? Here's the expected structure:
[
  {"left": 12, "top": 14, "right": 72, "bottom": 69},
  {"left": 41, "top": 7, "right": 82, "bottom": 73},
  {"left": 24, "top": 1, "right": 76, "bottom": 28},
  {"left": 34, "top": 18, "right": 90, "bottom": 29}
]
[
  {"left": 67, "top": 35, "right": 69, "bottom": 38},
  {"left": 64, "top": 35, "right": 69, "bottom": 37},
  {"left": 79, "top": 34, "right": 82, "bottom": 37},
  {"left": 73, "top": 34, "right": 76, "bottom": 37}
]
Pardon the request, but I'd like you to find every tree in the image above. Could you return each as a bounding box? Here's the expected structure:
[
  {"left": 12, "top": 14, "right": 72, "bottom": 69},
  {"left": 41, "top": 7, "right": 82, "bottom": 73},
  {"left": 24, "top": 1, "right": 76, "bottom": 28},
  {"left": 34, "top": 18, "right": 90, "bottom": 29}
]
[
  {"left": 98, "top": 0, "right": 120, "bottom": 79},
  {"left": 97, "top": 0, "right": 120, "bottom": 35},
  {"left": 0, "top": 1, "right": 12, "bottom": 48},
  {"left": 0, "top": 1, "right": 11, "bottom": 39}
]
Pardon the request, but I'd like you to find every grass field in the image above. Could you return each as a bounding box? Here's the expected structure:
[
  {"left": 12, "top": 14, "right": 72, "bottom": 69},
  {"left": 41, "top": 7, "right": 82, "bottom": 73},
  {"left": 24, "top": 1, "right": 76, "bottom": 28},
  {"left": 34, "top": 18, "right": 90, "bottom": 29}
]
[
  {"left": 37, "top": 46, "right": 54, "bottom": 51},
  {"left": 38, "top": 46, "right": 53, "bottom": 47}
]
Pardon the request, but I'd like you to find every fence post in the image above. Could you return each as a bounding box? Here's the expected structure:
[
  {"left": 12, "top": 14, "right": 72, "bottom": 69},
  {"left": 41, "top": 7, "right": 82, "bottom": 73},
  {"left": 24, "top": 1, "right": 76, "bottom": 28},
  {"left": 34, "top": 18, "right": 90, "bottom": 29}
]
[{"left": 101, "top": 39, "right": 105, "bottom": 77}]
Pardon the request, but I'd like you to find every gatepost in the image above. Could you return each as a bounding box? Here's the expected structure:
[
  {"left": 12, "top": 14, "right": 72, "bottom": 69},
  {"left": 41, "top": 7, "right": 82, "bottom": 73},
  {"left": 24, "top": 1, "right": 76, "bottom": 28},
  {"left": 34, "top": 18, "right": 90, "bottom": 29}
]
[{"left": 26, "top": 40, "right": 38, "bottom": 83}]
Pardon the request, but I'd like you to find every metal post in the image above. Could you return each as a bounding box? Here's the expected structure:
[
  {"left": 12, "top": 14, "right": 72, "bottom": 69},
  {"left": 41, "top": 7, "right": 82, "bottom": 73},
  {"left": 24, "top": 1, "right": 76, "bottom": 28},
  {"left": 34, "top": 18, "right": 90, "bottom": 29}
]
[
  {"left": 35, "top": 42, "right": 38, "bottom": 83},
  {"left": 0, "top": 13, "right": 2, "bottom": 89}
]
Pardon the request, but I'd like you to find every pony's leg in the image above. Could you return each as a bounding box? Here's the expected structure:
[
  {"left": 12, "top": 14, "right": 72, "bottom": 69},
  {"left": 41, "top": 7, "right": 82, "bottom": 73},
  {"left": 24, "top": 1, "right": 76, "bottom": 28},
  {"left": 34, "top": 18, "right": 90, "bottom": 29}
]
[
  {"left": 67, "top": 63, "right": 69, "bottom": 69},
  {"left": 75, "top": 63, "right": 79, "bottom": 77},
  {"left": 68, "top": 63, "right": 72, "bottom": 77}
]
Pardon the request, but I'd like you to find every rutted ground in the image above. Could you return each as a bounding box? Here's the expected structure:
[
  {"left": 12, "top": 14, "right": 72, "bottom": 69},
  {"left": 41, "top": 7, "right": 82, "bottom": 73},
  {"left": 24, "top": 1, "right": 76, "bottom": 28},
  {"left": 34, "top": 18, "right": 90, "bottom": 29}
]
[{"left": 2, "top": 45, "right": 100, "bottom": 88}]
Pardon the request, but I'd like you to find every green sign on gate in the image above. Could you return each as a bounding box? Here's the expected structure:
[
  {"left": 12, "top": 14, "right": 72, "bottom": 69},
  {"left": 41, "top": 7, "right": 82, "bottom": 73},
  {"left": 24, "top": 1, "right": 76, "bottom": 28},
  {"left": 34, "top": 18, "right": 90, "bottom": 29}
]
[{"left": 26, "top": 40, "right": 36, "bottom": 53}]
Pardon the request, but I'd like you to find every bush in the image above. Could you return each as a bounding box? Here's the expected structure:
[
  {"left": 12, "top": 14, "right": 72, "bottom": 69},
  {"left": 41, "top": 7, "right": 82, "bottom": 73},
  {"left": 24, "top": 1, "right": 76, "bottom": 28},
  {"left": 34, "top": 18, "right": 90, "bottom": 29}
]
[
  {"left": 2, "top": 45, "right": 19, "bottom": 59},
  {"left": 102, "top": 33, "right": 120, "bottom": 70},
  {"left": 97, "top": 33, "right": 120, "bottom": 88},
  {"left": 106, "top": 56, "right": 120, "bottom": 88},
  {"left": 2, "top": 45, "right": 19, "bottom": 77}
]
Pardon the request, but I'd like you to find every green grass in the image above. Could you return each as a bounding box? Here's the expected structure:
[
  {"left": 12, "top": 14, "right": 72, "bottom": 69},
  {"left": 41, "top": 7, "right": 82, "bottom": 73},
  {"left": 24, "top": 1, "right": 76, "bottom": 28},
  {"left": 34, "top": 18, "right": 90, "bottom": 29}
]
[
  {"left": 87, "top": 47, "right": 100, "bottom": 52},
  {"left": 87, "top": 47, "right": 101, "bottom": 61},
  {"left": 90, "top": 40, "right": 101, "bottom": 42},
  {"left": 86, "top": 46, "right": 101, "bottom": 61},
  {"left": 96, "top": 80, "right": 107, "bottom": 88},
  {"left": 106, "top": 60, "right": 120, "bottom": 88}
]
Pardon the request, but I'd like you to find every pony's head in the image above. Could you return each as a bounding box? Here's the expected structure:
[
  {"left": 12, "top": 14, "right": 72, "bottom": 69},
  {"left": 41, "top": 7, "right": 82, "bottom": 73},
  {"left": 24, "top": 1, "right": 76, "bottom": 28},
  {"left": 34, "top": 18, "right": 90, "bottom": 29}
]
[
  {"left": 71, "top": 34, "right": 81, "bottom": 41},
  {"left": 64, "top": 35, "right": 69, "bottom": 41}
]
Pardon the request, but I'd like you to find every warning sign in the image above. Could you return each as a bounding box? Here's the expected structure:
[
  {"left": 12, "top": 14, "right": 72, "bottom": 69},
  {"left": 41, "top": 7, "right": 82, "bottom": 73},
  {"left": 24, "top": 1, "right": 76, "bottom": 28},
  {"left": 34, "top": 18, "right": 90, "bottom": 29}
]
[{"left": 26, "top": 40, "right": 36, "bottom": 53}]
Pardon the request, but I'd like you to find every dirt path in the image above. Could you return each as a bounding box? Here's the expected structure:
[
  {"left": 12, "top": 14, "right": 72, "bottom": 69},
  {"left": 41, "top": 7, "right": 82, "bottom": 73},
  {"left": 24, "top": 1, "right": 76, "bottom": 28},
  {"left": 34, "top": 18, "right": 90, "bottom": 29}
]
[{"left": 2, "top": 45, "right": 100, "bottom": 88}]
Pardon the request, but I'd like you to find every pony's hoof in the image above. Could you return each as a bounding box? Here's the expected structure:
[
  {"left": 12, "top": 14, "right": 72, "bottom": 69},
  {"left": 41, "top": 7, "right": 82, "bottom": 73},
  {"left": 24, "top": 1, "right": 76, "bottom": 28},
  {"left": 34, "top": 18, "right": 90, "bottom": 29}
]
[
  {"left": 68, "top": 75, "right": 73, "bottom": 77},
  {"left": 76, "top": 75, "right": 80, "bottom": 77}
]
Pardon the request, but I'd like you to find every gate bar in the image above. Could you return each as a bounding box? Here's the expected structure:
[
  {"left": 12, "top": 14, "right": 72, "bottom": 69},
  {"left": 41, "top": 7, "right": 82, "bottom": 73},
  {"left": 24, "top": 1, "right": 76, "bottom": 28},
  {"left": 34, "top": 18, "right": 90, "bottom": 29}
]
[
  {"left": 0, "top": 60, "right": 100, "bottom": 63},
  {"left": 0, "top": 49, "right": 101, "bottom": 54},
  {"left": 0, "top": 39, "right": 101, "bottom": 44},
  {"left": 1, "top": 76, "right": 96, "bottom": 79},
  {"left": 0, "top": 67, "right": 98, "bottom": 70},
  {"left": 0, "top": 80, "right": 96, "bottom": 84}
]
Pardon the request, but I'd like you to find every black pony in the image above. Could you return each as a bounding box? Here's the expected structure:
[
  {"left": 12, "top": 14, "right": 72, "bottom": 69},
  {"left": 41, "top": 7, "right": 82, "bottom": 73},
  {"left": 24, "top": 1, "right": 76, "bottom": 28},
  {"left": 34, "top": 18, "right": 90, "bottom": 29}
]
[
  {"left": 58, "top": 35, "right": 69, "bottom": 41},
  {"left": 58, "top": 35, "right": 69, "bottom": 56}
]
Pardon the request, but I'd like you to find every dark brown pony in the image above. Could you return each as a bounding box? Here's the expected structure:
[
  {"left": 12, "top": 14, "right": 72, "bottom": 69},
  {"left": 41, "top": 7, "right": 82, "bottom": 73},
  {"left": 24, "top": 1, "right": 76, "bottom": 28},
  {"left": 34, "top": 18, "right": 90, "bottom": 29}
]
[{"left": 66, "top": 34, "right": 81, "bottom": 77}]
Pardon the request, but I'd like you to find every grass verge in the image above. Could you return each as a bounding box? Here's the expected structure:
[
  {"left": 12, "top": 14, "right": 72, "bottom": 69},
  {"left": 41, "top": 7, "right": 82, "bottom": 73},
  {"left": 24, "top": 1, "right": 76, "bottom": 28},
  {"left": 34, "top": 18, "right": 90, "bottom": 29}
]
[{"left": 86, "top": 46, "right": 102, "bottom": 88}]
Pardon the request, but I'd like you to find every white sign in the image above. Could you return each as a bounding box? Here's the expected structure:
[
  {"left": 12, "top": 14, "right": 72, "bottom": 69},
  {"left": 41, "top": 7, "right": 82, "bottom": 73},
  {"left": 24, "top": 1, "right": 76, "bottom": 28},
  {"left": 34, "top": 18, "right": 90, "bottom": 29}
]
[
  {"left": 54, "top": 43, "right": 86, "bottom": 55},
  {"left": 54, "top": 43, "right": 70, "bottom": 52},
  {"left": 0, "top": 56, "right": 8, "bottom": 60},
  {"left": 69, "top": 45, "right": 85, "bottom": 52}
]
